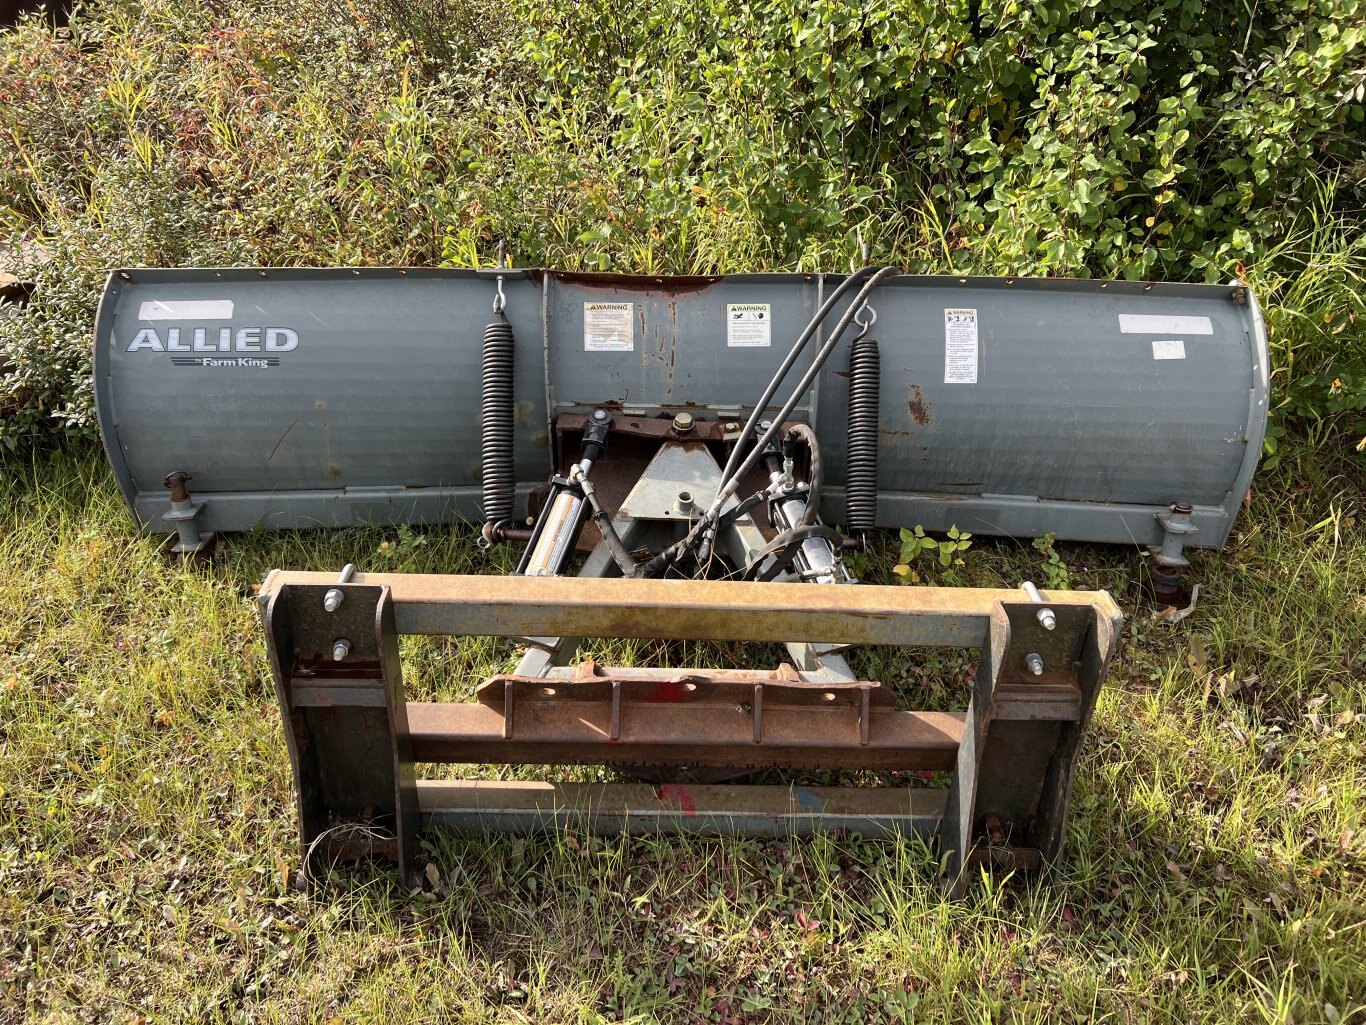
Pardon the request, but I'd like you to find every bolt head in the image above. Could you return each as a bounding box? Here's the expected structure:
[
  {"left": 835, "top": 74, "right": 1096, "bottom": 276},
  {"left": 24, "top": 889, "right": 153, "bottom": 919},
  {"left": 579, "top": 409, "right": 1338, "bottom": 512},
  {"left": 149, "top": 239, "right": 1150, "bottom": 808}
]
[{"left": 672, "top": 412, "right": 695, "bottom": 432}]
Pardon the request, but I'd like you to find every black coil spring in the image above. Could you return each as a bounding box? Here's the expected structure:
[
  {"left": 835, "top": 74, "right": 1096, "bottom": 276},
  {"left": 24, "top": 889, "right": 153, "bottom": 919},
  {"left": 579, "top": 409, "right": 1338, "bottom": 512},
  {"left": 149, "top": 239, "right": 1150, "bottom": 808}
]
[
  {"left": 480, "top": 319, "right": 516, "bottom": 527},
  {"left": 845, "top": 336, "right": 880, "bottom": 531}
]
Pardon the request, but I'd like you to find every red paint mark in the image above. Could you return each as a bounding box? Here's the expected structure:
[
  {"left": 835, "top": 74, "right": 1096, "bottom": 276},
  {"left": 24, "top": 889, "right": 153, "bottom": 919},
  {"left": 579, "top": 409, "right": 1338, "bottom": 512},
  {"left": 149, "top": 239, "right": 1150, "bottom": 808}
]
[
  {"left": 658, "top": 784, "right": 696, "bottom": 816},
  {"left": 643, "top": 681, "right": 700, "bottom": 702}
]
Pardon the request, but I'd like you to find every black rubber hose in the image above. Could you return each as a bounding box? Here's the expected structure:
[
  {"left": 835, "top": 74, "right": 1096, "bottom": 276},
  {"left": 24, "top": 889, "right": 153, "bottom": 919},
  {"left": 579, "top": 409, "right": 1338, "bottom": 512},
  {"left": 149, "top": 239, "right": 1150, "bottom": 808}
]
[
  {"left": 715, "top": 265, "right": 882, "bottom": 488},
  {"left": 480, "top": 319, "right": 516, "bottom": 528},
  {"left": 709, "top": 266, "right": 899, "bottom": 515},
  {"left": 845, "top": 336, "right": 880, "bottom": 531},
  {"left": 580, "top": 480, "right": 640, "bottom": 578},
  {"left": 643, "top": 266, "right": 898, "bottom": 578},
  {"left": 741, "top": 524, "right": 844, "bottom": 582},
  {"left": 784, "top": 422, "right": 823, "bottom": 527}
]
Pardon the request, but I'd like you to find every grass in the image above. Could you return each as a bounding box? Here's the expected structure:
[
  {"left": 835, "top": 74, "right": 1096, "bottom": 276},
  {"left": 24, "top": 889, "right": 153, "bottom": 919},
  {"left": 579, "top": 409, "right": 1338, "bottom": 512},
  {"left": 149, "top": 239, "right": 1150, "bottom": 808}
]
[
  {"left": 1, "top": 439, "right": 1362, "bottom": 1024},
  {"left": 0, "top": 2, "right": 1363, "bottom": 1017}
]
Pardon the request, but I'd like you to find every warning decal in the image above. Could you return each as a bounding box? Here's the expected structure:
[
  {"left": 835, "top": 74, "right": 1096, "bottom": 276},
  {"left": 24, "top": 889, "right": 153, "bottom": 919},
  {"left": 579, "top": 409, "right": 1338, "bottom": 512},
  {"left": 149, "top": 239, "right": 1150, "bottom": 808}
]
[
  {"left": 944, "top": 308, "right": 979, "bottom": 384},
  {"left": 726, "top": 303, "right": 771, "bottom": 347},
  {"left": 584, "top": 302, "right": 634, "bottom": 351}
]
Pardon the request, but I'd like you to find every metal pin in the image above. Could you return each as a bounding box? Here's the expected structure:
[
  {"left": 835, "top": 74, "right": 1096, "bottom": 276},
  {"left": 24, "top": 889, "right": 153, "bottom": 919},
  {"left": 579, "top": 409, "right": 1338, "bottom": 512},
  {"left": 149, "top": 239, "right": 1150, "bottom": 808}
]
[{"left": 1020, "top": 581, "right": 1057, "bottom": 631}]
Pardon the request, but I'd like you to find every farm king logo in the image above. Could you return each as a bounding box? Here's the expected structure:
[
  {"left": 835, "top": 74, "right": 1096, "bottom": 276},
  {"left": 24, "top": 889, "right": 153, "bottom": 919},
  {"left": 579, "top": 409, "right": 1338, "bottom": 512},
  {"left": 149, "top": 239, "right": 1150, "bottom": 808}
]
[
  {"left": 124, "top": 326, "right": 300, "bottom": 369},
  {"left": 123, "top": 299, "right": 299, "bottom": 368}
]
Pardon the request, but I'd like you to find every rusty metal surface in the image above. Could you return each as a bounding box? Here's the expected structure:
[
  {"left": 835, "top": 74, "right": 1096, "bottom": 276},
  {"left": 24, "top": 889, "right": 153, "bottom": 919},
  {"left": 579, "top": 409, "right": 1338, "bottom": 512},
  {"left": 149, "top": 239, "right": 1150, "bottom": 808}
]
[
  {"left": 262, "top": 575, "right": 1122, "bottom": 885},
  {"left": 259, "top": 572, "right": 1122, "bottom": 648},
  {"left": 557, "top": 411, "right": 800, "bottom": 446},
  {"left": 416, "top": 780, "right": 947, "bottom": 838},
  {"left": 406, "top": 701, "right": 964, "bottom": 771},
  {"left": 264, "top": 583, "right": 419, "bottom": 876},
  {"left": 553, "top": 418, "right": 784, "bottom": 552},
  {"left": 536, "top": 270, "right": 726, "bottom": 296},
  {"left": 495, "top": 660, "right": 863, "bottom": 687},
  {"left": 938, "top": 599, "right": 1120, "bottom": 890},
  {"left": 992, "top": 681, "right": 1083, "bottom": 721},
  {"left": 940, "top": 599, "right": 1120, "bottom": 891},
  {"left": 475, "top": 659, "right": 894, "bottom": 747}
]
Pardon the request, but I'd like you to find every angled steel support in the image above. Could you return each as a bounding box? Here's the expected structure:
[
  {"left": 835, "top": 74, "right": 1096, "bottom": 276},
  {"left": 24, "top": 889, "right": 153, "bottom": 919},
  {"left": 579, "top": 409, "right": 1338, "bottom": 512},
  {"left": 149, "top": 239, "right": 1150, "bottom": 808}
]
[{"left": 940, "top": 600, "right": 1118, "bottom": 893}]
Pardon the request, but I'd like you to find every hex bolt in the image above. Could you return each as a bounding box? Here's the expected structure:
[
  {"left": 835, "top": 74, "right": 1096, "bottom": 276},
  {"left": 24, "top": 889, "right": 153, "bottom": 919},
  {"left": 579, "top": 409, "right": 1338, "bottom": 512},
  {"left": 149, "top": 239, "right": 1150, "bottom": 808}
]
[
  {"left": 1020, "top": 581, "right": 1057, "bottom": 631},
  {"left": 1025, "top": 652, "right": 1045, "bottom": 676},
  {"left": 323, "top": 563, "right": 356, "bottom": 612},
  {"left": 672, "top": 412, "right": 695, "bottom": 433},
  {"left": 332, "top": 638, "right": 352, "bottom": 661}
]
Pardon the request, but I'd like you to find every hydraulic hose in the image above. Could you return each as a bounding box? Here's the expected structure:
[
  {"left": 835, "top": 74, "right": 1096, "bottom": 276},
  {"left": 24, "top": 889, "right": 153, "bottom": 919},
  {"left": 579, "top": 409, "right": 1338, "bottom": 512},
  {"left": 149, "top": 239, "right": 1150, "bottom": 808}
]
[
  {"left": 716, "top": 265, "right": 882, "bottom": 489},
  {"left": 784, "top": 422, "right": 822, "bottom": 527},
  {"left": 641, "top": 265, "right": 898, "bottom": 576},
  {"left": 707, "top": 265, "right": 899, "bottom": 521}
]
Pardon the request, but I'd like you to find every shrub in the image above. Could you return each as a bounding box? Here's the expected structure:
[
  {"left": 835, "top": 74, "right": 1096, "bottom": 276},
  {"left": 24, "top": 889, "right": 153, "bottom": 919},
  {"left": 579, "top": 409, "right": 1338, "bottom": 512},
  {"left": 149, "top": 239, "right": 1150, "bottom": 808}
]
[{"left": 1, "top": 0, "right": 1362, "bottom": 449}]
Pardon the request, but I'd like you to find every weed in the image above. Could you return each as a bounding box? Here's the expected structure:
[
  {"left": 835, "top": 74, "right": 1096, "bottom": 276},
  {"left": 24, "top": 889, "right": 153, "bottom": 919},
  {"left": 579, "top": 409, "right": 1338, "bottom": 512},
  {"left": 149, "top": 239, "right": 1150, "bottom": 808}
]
[
  {"left": 893, "top": 524, "right": 972, "bottom": 584},
  {"left": 1032, "top": 533, "right": 1071, "bottom": 591}
]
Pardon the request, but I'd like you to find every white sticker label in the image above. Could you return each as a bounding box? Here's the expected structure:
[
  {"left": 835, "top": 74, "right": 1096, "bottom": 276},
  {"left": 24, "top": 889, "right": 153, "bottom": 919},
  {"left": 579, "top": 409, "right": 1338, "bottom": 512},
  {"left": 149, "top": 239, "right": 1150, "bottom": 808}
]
[
  {"left": 584, "top": 302, "right": 634, "bottom": 351},
  {"left": 726, "top": 303, "right": 771, "bottom": 347},
  {"left": 944, "top": 308, "right": 979, "bottom": 384},
  {"left": 1118, "top": 314, "right": 1213, "bottom": 335},
  {"left": 1151, "top": 339, "right": 1187, "bottom": 360},
  {"left": 138, "top": 299, "right": 234, "bottom": 321}
]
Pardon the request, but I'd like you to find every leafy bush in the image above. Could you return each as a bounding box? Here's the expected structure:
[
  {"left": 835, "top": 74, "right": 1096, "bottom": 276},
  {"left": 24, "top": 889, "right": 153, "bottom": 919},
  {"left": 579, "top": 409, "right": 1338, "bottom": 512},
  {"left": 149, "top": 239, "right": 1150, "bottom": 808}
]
[
  {"left": 517, "top": 0, "right": 1364, "bottom": 276},
  {"left": 0, "top": 0, "right": 1362, "bottom": 448}
]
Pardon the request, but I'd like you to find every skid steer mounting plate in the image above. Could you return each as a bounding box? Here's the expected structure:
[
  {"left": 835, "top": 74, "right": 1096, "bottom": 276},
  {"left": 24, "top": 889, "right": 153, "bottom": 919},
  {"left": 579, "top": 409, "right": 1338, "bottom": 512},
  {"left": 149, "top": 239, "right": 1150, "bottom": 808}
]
[{"left": 261, "top": 572, "right": 1120, "bottom": 891}]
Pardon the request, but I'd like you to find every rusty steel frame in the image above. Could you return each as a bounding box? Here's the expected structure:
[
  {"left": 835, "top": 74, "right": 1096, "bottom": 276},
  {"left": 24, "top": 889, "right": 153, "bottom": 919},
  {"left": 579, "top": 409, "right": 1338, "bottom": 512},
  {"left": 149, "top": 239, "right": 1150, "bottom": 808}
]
[
  {"left": 261, "top": 573, "right": 1120, "bottom": 890},
  {"left": 261, "top": 571, "right": 1118, "bottom": 646}
]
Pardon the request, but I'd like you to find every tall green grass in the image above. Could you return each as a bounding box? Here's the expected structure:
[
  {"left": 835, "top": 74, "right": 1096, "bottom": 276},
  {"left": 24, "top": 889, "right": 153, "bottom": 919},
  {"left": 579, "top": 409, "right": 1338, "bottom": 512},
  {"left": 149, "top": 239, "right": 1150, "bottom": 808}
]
[{"left": 1, "top": 443, "right": 1361, "bottom": 1023}]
